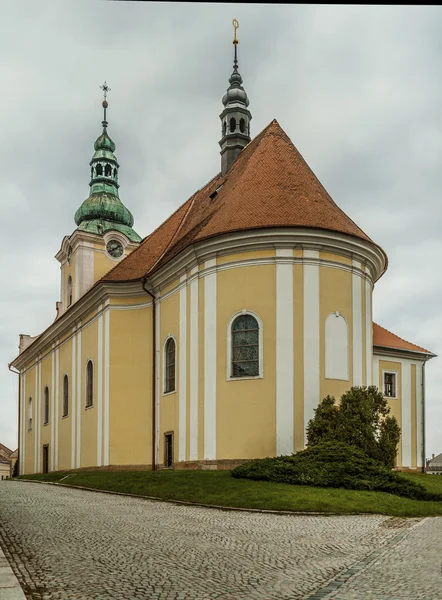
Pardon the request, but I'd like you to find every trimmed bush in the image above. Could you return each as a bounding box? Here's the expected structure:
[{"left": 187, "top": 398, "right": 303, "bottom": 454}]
[{"left": 232, "top": 442, "right": 442, "bottom": 501}]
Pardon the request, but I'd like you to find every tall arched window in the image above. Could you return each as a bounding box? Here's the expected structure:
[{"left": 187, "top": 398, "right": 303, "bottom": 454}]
[
  {"left": 229, "top": 117, "right": 236, "bottom": 133},
  {"left": 67, "top": 276, "right": 72, "bottom": 307},
  {"left": 95, "top": 163, "right": 103, "bottom": 176},
  {"left": 44, "top": 386, "right": 49, "bottom": 424},
  {"left": 231, "top": 314, "right": 260, "bottom": 378},
  {"left": 164, "top": 338, "right": 176, "bottom": 393},
  {"left": 104, "top": 163, "right": 112, "bottom": 177},
  {"left": 325, "top": 312, "right": 349, "bottom": 381},
  {"left": 86, "top": 361, "right": 93, "bottom": 408},
  {"left": 63, "top": 375, "right": 69, "bottom": 417},
  {"left": 28, "top": 397, "right": 32, "bottom": 431},
  {"left": 239, "top": 118, "right": 245, "bottom": 133}
]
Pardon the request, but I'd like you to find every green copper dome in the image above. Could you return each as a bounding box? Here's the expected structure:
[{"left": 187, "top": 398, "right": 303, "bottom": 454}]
[{"left": 74, "top": 104, "right": 141, "bottom": 243}]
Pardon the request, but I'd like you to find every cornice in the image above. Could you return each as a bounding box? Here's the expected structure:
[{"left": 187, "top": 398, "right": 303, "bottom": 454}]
[
  {"left": 148, "top": 228, "right": 387, "bottom": 292},
  {"left": 10, "top": 280, "right": 146, "bottom": 370},
  {"left": 373, "top": 346, "right": 436, "bottom": 362}
]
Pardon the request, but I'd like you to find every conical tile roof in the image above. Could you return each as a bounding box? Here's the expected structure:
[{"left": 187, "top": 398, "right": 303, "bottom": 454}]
[{"left": 103, "top": 120, "right": 386, "bottom": 282}]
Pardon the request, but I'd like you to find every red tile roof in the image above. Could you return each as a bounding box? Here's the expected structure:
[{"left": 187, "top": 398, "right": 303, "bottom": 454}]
[
  {"left": 373, "top": 322, "right": 434, "bottom": 355},
  {"left": 103, "top": 120, "right": 385, "bottom": 283}
]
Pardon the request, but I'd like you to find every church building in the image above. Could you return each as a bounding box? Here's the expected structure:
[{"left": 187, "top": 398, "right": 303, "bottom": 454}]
[{"left": 10, "top": 25, "right": 435, "bottom": 475}]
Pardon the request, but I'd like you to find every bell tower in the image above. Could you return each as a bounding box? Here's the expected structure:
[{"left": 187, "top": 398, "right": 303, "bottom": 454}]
[
  {"left": 55, "top": 83, "right": 141, "bottom": 315},
  {"left": 219, "top": 20, "right": 252, "bottom": 176}
]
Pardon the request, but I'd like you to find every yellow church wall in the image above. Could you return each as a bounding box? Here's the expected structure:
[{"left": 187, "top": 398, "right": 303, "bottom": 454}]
[
  {"left": 320, "top": 251, "right": 352, "bottom": 265},
  {"left": 411, "top": 364, "right": 417, "bottom": 468},
  {"left": 160, "top": 277, "right": 181, "bottom": 298},
  {"left": 216, "top": 249, "right": 275, "bottom": 266},
  {"left": 109, "top": 305, "right": 153, "bottom": 466},
  {"left": 80, "top": 319, "right": 99, "bottom": 468},
  {"left": 216, "top": 264, "right": 277, "bottom": 460},
  {"left": 379, "top": 359, "right": 402, "bottom": 467},
  {"left": 94, "top": 250, "right": 115, "bottom": 283},
  {"left": 58, "top": 337, "right": 73, "bottom": 471},
  {"left": 320, "top": 262, "right": 353, "bottom": 402},
  {"left": 159, "top": 291, "right": 180, "bottom": 465},
  {"left": 109, "top": 296, "right": 148, "bottom": 307},
  {"left": 24, "top": 365, "right": 36, "bottom": 475},
  {"left": 293, "top": 261, "right": 304, "bottom": 452},
  {"left": 40, "top": 353, "right": 52, "bottom": 455}
]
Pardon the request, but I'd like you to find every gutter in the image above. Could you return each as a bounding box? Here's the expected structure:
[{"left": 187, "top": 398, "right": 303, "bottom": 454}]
[
  {"left": 141, "top": 278, "right": 157, "bottom": 471},
  {"left": 422, "top": 359, "right": 427, "bottom": 474},
  {"left": 8, "top": 364, "right": 20, "bottom": 476}
]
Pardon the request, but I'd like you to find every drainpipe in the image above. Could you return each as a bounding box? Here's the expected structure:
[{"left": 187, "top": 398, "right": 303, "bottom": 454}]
[
  {"left": 421, "top": 359, "right": 428, "bottom": 474},
  {"left": 141, "top": 278, "right": 157, "bottom": 471},
  {"left": 8, "top": 364, "right": 20, "bottom": 477}
]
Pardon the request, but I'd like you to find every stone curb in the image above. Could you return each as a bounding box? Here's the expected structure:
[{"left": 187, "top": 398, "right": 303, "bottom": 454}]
[
  {"left": 0, "top": 546, "right": 27, "bottom": 599},
  {"left": 16, "top": 478, "right": 388, "bottom": 518}
]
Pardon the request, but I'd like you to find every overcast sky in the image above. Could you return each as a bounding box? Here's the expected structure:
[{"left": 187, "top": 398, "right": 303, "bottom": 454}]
[{"left": 1, "top": 2, "right": 440, "bottom": 458}]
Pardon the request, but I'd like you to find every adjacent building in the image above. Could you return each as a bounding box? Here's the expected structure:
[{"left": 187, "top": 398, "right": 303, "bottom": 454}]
[
  {"left": 426, "top": 453, "right": 442, "bottom": 475},
  {"left": 10, "top": 29, "right": 435, "bottom": 475}
]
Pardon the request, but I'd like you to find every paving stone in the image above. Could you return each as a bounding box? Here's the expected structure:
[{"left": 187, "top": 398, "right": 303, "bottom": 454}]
[{"left": 0, "top": 482, "right": 436, "bottom": 600}]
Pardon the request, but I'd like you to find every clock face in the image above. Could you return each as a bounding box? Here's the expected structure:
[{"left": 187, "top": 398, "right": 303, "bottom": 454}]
[
  {"left": 106, "top": 239, "right": 124, "bottom": 258},
  {"left": 67, "top": 246, "right": 72, "bottom": 265}
]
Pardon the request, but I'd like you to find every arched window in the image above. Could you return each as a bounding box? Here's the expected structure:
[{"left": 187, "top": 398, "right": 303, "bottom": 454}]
[
  {"left": 63, "top": 375, "right": 69, "bottom": 417},
  {"left": 67, "top": 276, "right": 72, "bottom": 307},
  {"left": 28, "top": 397, "right": 32, "bottom": 431},
  {"left": 239, "top": 118, "right": 245, "bottom": 133},
  {"left": 231, "top": 314, "right": 260, "bottom": 378},
  {"left": 229, "top": 117, "right": 236, "bottom": 133},
  {"left": 104, "top": 163, "right": 112, "bottom": 177},
  {"left": 325, "top": 312, "right": 349, "bottom": 381},
  {"left": 164, "top": 338, "right": 176, "bottom": 393},
  {"left": 44, "top": 386, "right": 49, "bottom": 425},
  {"left": 113, "top": 168, "right": 117, "bottom": 179},
  {"left": 223, "top": 120, "right": 227, "bottom": 136},
  {"left": 86, "top": 361, "right": 93, "bottom": 408},
  {"left": 95, "top": 163, "right": 103, "bottom": 176}
]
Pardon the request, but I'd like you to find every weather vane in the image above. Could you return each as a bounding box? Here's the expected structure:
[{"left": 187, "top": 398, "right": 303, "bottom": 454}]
[
  {"left": 232, "top": 19, "right": 239, "bottom": 45},
  {"left": 100, "top": 81, "right": 111, "bottom": 125}
]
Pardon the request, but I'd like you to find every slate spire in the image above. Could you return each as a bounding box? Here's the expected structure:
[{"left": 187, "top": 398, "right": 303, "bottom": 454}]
[{"left": 219, "top": 19, "right": 252, "bottom": 176}]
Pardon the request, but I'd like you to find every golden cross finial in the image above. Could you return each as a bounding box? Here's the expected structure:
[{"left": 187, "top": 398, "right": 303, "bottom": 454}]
[{"left": 233, "top": 19, "right": 239, "bottom": 45}]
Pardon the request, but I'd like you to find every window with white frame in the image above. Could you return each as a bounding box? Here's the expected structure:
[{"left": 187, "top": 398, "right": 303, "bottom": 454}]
[
  {"left": 67, "top": 276, "right": 73, "bottom": 307},
  {"left": 164, "top": 338, "right": 176, "bottom": 393},
  {"left": 86, "top": 361, "right": 94, "bottom": 408},
  {"left": 63, "top": 374, "right": 69, "bottom": 417},
  {"left": 28, "top": 397, "right": 32, "bottom": 431},
  {"left": 44, "top": 386, "right": 49, "bottom": 424},
  {"left": 230, "top": 313, "right": 260, "bottom": 378},
  {"left": 384, "top": 372, "right": 397, "bottom": 398}
]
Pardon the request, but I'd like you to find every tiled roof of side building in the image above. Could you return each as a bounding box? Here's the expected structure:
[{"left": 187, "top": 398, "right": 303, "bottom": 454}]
[
  {"left": 373, "top": 322, "right": 434, "bottom": 355},
  {"left": 102, "top": 120, "right": 387, "bottom": 283}
]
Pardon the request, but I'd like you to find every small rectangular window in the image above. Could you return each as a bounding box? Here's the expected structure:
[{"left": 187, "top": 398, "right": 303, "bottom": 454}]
[
  {"left": 164, "top": 433, "right": 173, "bottom": 468},
  {"left": 384, "top": 372, "right": 396, "bottom": 398}
]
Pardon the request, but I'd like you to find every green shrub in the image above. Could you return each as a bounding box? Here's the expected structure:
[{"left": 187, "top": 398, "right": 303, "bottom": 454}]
[
  {"left": 232, "top": 442, "right": 442, "bottom": 501},
  {"left": 307, "top": 386, "right": 401, "bottom": 468}
]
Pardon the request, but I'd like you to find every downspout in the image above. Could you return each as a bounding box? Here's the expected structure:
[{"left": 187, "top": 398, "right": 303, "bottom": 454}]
[
  {"left": 421, "top": 358, "right": 428, "bottom": 474},
  {"left": 142, "top": 278, "right": 157, "bottom": 471},
  {"left": 8, "top": 364, "right": 20, "bottom": 477}
]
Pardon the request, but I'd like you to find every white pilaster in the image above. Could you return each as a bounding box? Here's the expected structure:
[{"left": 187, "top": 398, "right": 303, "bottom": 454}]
[
  {"left": 51, "top": 348, "right": 55, "bottom": 470},
  {"left": 401, "top": 361, "right": 412, "bottom": 468},
  {"left": 416, "top": 363, "right": 423, "bottom": 468},
  {"left": 372, "top": 356, "right": 380, "bottom": 391},
  {"left": 365, "top": 270, "right": 372, "bottom": 385},
  {"left": 303, "top": 250, "right": 320, "bottom": 442},
  {"left": 104, "top": 307, "right": 110, "bottom": 466},
  {"left": 71, "top": 330, "right": 76, "bottom": 469},
  {"left": 204, "top": 259, "right": 217, "bottom": 460},
  {"left": 55, "top": 346, "right": 59, "bottom": 471},
  {"left": 189, "top": 267, "right": 199, "bottom": 461},
  {"left": 352, "top": 261, "right": 363, "bottom": 386},
  {"left": 97, "top": 305, "right": 103, "bottom": 467},
  {"left": 76, "top": 324, "right": 82, "bottom": 468},
  {"left": 179, "top": 275, "right": 187, "bottom": 462},
  {"left": 155, "top": 298, "right": 161, "bottom": 466},
  {"left": 20, "top": 374, "right": 25, "bottom": 475},
  {"left": 276, "top": 249, "right": 294, "bottom": 455}
]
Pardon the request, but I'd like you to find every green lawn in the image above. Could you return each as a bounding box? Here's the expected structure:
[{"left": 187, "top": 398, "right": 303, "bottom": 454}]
[{"left": 17, "top": 470, "right": 442, "bottom": 517}]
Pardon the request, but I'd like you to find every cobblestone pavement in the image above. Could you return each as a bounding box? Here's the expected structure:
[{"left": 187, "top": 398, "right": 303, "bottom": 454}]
[{"left": 0, "top": 482, "right": 436, "bottom": 600}]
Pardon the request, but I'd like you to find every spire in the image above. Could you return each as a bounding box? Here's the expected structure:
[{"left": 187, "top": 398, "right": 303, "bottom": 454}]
[
  {"left": 219, "top": 19, "right": 252, "bottom": 176},
  {"left": 74, "top": 84, "right": 141, "bottom": 243}
]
